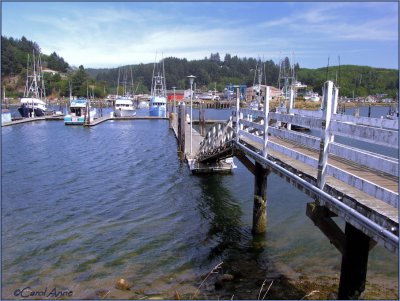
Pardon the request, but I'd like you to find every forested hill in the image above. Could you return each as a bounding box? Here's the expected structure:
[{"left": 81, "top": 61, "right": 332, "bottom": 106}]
[
  {"left": 298, "top": 65, "right": 398, "bottom": 98},
  {"left": 87, "top": 54, "right": 290, "bottom": 94},
  {"left": 1, "top": 36, "right": 69, "bottom": 76},
  {"left": 1, "top": 35, "right": 398, "bottom": 99}
]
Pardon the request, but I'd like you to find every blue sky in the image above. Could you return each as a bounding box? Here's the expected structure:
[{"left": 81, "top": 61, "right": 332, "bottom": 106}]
[{"left": 2, "top": 2, "right": 398, "bottom": 69}]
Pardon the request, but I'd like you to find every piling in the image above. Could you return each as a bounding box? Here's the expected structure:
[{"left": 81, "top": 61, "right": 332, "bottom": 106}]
[
  {"left": 252, "top": 162, "right": 269, "bottom": 234},
  {"left": 199, "top": 101, "right": 205, "bottom": 136},
  {"left": 338, "top": 222, "right": 371, "bottom": 299},
  {"left": 178, "top": 102, "right": 186, "bottom": 159}
]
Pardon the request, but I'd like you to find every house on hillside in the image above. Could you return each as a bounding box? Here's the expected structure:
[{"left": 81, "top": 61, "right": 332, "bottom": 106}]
[{"left": 246, "top": 85, "right": 281, "bottom": 101}]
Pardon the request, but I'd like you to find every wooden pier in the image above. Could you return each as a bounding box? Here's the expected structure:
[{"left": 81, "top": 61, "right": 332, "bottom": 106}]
[
  {"left": 2, "top": 115, "right": 168, "bottom": 127},
  {"left": 193, "top": 81, "right": 398, "bottom": 299}
]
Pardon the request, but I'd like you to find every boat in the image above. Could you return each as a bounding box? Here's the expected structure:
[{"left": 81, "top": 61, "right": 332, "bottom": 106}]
[
  {"left": 304, "top": 92, "right": 320, "bottom": 102},
  {"left": 248, "top": 62, "right": 263, "bottom": 110},
  {"left": 64, "top": 97, "right": 97, "bottom": 125},
  {"left": 18, "top": 50, "right": 47, "bottom": 117},
  {"left": 114, "top": 68, "right": 136, "bottom": 117},
  {"left": 149, "top": 57, "right": 167, "bottom": 117}
]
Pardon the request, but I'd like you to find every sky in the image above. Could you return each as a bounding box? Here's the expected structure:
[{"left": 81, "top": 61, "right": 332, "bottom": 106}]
[{"left": 2, "top": 1, "right": 398, "bottom": 69}]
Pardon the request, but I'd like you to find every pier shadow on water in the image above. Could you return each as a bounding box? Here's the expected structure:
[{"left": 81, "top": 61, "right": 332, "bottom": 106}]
[{"left": 193, "top": 174, "right": 312, "bottom": 300}]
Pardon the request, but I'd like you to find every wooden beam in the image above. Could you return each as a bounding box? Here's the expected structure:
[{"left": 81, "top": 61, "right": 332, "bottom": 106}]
[
  {"left": 235, "top": 151, "right": 256, "bottom": 175},
  {"left": 306, "top": 202, "right": 344, "bottom": 254}
]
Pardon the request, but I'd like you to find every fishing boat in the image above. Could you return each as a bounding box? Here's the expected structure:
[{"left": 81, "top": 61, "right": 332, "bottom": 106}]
[
  {"left": 248, "top": 62, "right": 263, "bottom": 110},
  {"left": 114, "top": 68, "right": 136, "bottom": 117},
  {"left": 64, "top": 97, "right": 96, "bottom": 125},
  {"left": 18, "top": 50, "right": 47, "bottom": 117},
  {"left": 149, "top": 58, "right": 167, "bottom": 117}
]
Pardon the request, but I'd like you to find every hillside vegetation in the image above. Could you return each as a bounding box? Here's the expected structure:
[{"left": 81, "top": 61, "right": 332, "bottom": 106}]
[{"left": 2, "top": 35, "right": 398, "bottom": 99}]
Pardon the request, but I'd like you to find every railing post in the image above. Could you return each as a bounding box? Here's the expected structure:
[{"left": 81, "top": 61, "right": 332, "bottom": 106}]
[
  {"left": 317, "top": 81, "right": 334, "bottom": 191},
  {"left": 330, "top": 85, "right": 339, "bottom": 143},
  {"left": 263, "top": 86, "right": 270, "bottom": 157},
  {"left": 235, "top": 86, "right": 240, "bottom": 143},
  {"left": 287, "top": 87, "right": 294, "bottom": 130}
]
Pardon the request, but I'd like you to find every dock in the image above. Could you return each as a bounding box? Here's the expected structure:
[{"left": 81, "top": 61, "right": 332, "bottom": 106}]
[
  {"left": 194, "top": 82, "right": 398, "bottom": 299},
  {"left": 2, "top": 115, "right": 169, "bottom": 127},
  {"left": 170, "top": 112, "right": 234, "bottom": 174}
]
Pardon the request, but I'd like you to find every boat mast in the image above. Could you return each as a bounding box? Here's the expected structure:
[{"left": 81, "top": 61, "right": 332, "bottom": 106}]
[
  {"left": 151, "top": 53, "right": 157, "bottom": 98},
  {"left": 162, "top": 56, "right": 166, "bottom": 97},
  {"left": 130, "top": 66, "right": 134, "bottom": 97},
  {"left": 116, "top": 68, "right": 120, "bottom": 98}
]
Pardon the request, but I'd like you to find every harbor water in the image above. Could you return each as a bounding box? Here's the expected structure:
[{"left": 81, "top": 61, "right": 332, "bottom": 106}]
[{"left": 1, "top": 106, "right": 398, "bottom": 299}]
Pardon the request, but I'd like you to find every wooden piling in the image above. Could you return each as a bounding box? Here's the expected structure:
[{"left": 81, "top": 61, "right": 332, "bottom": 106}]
[
  {"left": 178, "top": 103, "right": 186, "bottom": 159},
  {"left": 252, "top": 162, "right": 269, "bottom": 234},
  {"left": 199, "top": 101, "right": 205, "bottom": 136},
  {"left": 338, "top": 222, "right": 371, "bottom": 299}
]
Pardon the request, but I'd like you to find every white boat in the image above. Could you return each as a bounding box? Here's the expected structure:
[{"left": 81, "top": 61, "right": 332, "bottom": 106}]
[
  {"left": 149, "top": 57, "right": 167, "bottom": 117},
  {"left": 114, "top": 97, "right": 136, "bottom": 117},
  {"left": 18, "top": 50, "right": 47, "bottom": 117},
  {"left": 114, "top": 68, "right": 136, "bottom": 117},
  {"left": 64, "top": 98, "right": 96, "bottom": 125}
]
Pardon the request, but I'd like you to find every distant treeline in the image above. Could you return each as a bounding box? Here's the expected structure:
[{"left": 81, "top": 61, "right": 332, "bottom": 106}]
[
  {"left": 88, "top": 54, "right": 297, "bottom": 94},
  {"left": 2, "top": 36, "right": 398, "bottom": 99}
]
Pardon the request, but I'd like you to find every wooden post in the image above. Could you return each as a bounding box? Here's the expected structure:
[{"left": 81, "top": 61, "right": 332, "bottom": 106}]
[
  {"left": 178, "top": 102, "right": 186, "bottom": 158},
  {"left": 252, "top": 162, "right": 269, "bottom": 234},
  {"left": 199, "top": 101, "right": 205, "bottom": 136},
  {"left": 169, "top": 112, "right": 173, "bottom": 129},
  {"left": 338, "top": 222, "right": 370, "bottom": 299}
]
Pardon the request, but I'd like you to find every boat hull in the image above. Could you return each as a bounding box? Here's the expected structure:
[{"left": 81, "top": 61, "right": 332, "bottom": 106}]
[
  {"left": 149, "top": 106, "right": 166, "bottom": 117},
  {"left": 18, "top": 106, "right": 46, "bottom": 118},
  {"left": 64, "top": 110, "right": 97, "bottom": 125},
  {"left": 114, "top": 109, "right": 137, "bottom": 117}
]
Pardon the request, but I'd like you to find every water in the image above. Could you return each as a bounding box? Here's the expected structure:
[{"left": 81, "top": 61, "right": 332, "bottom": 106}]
[{"left": 1, "top": 107, "right": 398, "bottom": 299}]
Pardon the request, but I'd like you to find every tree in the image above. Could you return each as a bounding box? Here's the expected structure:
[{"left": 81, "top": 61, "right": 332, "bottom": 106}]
[{"left": 71, "top": 65, "right": 88, "bottom": 97}]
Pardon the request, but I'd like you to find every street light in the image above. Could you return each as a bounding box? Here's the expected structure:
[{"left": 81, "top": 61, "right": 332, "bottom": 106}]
[
  {"left": 172, "top": 86, "right": 176, "bottom": 113},
  {"left": 187, "top": 75, "right": 196, "bottom": 155}
]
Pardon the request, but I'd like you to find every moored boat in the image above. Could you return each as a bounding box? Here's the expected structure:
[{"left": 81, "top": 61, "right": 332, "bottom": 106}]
[
  {"left": 64, "top": 98, "right": 96, "bottom": 125},
  {"left": 114, "top": 68, "right": 136, "bottom": 117},
  {"left": 149, "top": 58, "right": 167, "bottom": 117},
  {"left": 114, "top": 97, "right": 136, "bottom": 117},
  {"left": 18, "top": 50, "right": 47, "bottom": 117}
]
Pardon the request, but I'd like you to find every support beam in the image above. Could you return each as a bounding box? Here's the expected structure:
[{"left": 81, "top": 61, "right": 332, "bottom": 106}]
[
  {"left": 306, "top": 202, "right": 344, "bottom": 254},
  {"left": 338, "top": 222, "right": 371, "bottom": 300},
  {"left": 252, "top": 162, "right": 269, "bottom": 234},
  {"left": 235, "top": 150, "right": 256, "bottom": 175}
]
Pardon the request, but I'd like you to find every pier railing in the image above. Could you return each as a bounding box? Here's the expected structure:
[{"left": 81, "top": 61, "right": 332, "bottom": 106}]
[{"left": 195, "top": 81, "right": 398, "bottom": 252}]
